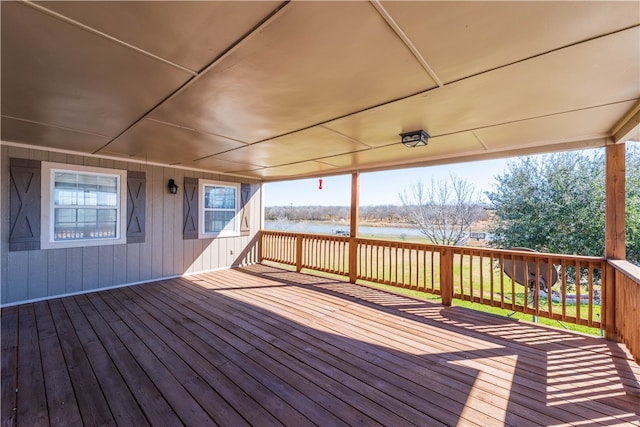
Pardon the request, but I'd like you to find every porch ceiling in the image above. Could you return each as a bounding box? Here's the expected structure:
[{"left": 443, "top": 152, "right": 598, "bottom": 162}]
[{"left": 2, "top": 1, "right": 639, "bottom": 181}]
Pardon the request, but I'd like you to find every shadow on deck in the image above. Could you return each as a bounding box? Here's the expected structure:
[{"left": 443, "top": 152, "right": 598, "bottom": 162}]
[{"left": 2, "top": 264, "right": 639, "bottom": 426}]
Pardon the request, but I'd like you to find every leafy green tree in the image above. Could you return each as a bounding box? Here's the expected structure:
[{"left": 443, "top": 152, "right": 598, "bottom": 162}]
[
  {"left": 487, "top": 147, "right": 639, "bottom": 265},
  {"left": 625, "top": 143, "right": 640, "bottom": 263}
]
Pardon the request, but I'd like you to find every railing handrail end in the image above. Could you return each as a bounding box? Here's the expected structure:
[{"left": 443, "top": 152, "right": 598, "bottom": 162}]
[{"left": 607, "top": 259, "right": 640, "bottom": 284}]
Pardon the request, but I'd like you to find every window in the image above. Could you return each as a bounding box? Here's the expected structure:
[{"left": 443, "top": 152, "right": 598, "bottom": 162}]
[
  {"left": 199, "top": 180, "right": 240, "bottom": 238},
  {"left": 41, "top": 162, "right": 127, "bottom": 249}
]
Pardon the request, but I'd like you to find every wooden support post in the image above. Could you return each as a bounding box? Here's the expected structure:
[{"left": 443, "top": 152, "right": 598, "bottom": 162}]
[
  {"left": 295, "top": 234, "right": 303, "bottom": 272},
  {"left": 258, "top": 230, "right": 264, "bottom": 262},
  {"left": 604, "top": 142, "right": 626, "bottom": 341},
  {"left": 440, "top": 248, "right": 454, "bottom": 306},
  {"left": 605, "top": 142, "right": 626, "bottom": 260},
  {"left": 349, "top": 172, "right": 360, "bottom": 284}
]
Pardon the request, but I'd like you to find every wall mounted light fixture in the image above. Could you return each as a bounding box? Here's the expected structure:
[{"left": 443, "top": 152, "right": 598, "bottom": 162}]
[
  {"left": 400, "top": 130, "right": 430, "bottom": 147},
  {"left": 168, "top": 179, "right": 178, "bottom": 194}
]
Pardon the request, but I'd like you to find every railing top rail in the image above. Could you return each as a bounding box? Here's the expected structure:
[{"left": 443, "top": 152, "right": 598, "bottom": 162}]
[
  {"left": 609, "top": 260, "right": 640, "bottom": 284},
  {"left": 454, "top": 246, "right": 607, "bottom": 263},
  {"left": 261, "top": 230, "right": 350, "bottom": 242},
  {"left": 262, "top": 230, "right": 607, "bottom": 262}
]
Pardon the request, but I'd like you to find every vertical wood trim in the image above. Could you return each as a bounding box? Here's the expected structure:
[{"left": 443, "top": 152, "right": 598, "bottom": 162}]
[
  {"left": 605, "top": 143, "right": 626, "bottom": 259},
  {"left": 240, "top": 183, "right": 251, "bottom": 236},
  {"left": 349, "top": 172, "right": 359, "bottom": 283},
  {"left": 183, "top": 177, "right": 199, "bottom": 240},
  {"left": 9, "top": 158, "right": 41, "bottom": 251},
  {"left": 126, "top": 171, "right": 146, "bottom": 243}
]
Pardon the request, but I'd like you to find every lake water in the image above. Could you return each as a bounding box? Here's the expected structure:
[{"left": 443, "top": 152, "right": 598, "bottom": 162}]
[{"left": 264, "top": 221, "right": 426, "bottom": 237}]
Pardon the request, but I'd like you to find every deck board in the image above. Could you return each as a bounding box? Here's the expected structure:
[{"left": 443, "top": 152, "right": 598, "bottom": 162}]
[
  {"left": 1, "top": 306, "right": 18, "bottom": 427},
  {"left": 16, "top": 305, "right": 48, "bottom": 427},
  {"left": 2, "top": 264, "right": 640, "bottom": 426}
]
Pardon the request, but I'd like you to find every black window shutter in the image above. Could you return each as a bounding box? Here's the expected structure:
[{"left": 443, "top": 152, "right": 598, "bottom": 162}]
[
  {"left": 9, "top": 158, "right": 41, "bottom": 251},
  {"left": 183, "top": 177, "right": 198, "bottom": 239},
  {"left": 126, "top": 171, "right": 146, "bottom": 243},
  {"left": 240, "top": 183, "right": 251, "bottom": 236}
]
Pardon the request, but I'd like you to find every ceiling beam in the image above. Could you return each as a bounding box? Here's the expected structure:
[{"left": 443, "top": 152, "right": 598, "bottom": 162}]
[{"left": 613, "top": 102, "right": 640, "bottom": 143}]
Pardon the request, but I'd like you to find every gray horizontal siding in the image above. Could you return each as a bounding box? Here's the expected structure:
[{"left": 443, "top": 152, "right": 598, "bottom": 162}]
[{"left": 0, "top": 145, "right": 262, "bottom": 305}]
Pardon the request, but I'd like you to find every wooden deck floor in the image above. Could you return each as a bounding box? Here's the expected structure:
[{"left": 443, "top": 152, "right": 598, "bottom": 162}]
[{"left": 2, "top": 264, "right": 640, "bottom": 427}]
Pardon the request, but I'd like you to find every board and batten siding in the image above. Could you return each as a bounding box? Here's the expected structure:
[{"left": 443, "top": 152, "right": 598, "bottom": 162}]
[{"left": 1, "top": 145, "right": 262, "bottom": 305}]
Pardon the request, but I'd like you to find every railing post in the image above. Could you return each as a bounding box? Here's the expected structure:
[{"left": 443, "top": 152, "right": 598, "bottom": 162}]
[
  {"left": 349, "top": 172, "right": 360, "bottom": 284},
  {"left": 349, "top": 237, "right": 358, "bottom": 283},
  {"left": 296, "top": 234, "right": 303, "bottom": 272},
  {"left": 603, "top": 262, "right": 617, "bottom": 340},
  {"left": 603, "top": 143, "right": 625, "bottom": 341},
  {"left": 258, "top": 230, "right": 264, "bottom": 263},
  {"left": 440, "top": 247, "right": 454, "bottom": 306}
]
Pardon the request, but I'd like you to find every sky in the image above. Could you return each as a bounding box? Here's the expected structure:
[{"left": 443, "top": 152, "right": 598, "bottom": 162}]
[{"left": 264, "top": 157, "right": 512, "bottom": 207}]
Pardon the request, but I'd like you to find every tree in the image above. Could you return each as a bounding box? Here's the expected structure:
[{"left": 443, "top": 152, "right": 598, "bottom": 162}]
[
  {"left": 487, "top": 147, "right": 640, "bottom": 265},
  {"left": 399, "top": 175, "right": 485, "bottom": 245},
  {"left": 625, "top": 143, "right": 640, "bottom": 264}
]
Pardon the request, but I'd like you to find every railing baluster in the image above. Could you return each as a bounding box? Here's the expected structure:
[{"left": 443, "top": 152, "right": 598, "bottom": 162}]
[{"left": 259, "top": 231, "right": 608, "bottom": 332}]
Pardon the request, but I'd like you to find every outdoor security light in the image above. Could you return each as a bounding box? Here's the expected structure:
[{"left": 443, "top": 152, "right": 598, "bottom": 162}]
[
  {"left": 168, "top": 179, "right": 178, "bottom": 194},
  {"left": 400, "top": 130, "right": 430, "bottom": 147}
]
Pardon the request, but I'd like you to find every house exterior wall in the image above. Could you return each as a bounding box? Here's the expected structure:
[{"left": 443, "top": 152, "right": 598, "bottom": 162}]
[{"left": 1, "top": 145, "right": 262, "bottom": 305}]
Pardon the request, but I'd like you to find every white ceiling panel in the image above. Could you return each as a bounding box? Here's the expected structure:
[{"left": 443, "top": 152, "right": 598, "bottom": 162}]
[
  {"left": 381, "top": 1, "right": 640, "bottom": 84},
  {"left": 187, "top": 157, "right": 263, "bottom": 174},
  {"left": 1, "top": 1, "right": 192, "bottom": 137},
  {"left": 2, "top": 1, "right": 638, "bottom": 181},
  {"left": 214, "top": 127, "right": 371, "bottom": 168},
  {"left": 245, "top": 161, "right": 340, "bottom": 179},
  {"left": 323, "top": 27, "right": 640, "bottom": 148},
  {"left": 1, "top": 116, "right": 111, "bottom": 153},
  {"left": 103, "top": 119, "right": 248, "bottom": 164},
  {"left": 35, "top": 1, "right": 282, "bottom": 72},
  {"left": 476, "top": 101, "right": 638, "bottom": 150},
  {"left": 149, "top": 1, "right": 437, "bottom": 143},
  {"left": 321, "top": 132, "right": 482, "bottom": 172}
]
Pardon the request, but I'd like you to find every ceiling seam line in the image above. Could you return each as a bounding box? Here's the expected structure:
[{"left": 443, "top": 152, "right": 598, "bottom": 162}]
[
  {"left": 375, "top": 134, "right": 611, "bottom": 152},
  {"left": 146, "top": 118, "right": 251, "bottom": 145},
  {"left": 444, "top": 24, "right": 640, "bottom": 88},
  {"left": 21, "top": 0, "right": 198, "bottom": 76},
  {"left": 327, "top": 138, "right": 612, "bottom": 178},
  {"left": 227, "top": 97, "right": 638, "bottom": 158},
  {"left": 0, "top": 141, "right": 262, "bottom": 181},
  {"left": 1, "top": 115, "right": 112, "bottom": 138},
  {"left": 318, "top": 125, "right": 374, "bottom": 148},
  {"left": 267, "top": 148, "right": 374, "bottom": 169},
  {"left": 471, "top": 131, "right": 490, "bottom": 151},
  {"left": 369, "top": 0, "right": 444, "bottom": 87},
  {"left": 227, "top": 21, "right": 640, "bottom": 152},
  {"left": 258, "top": 135, "right": 611, "bottom": 182},
  {"left": 88, "top": 1, "right": 291, "bottom": 155},
  {"left": 407, "top": 99, "right": 639, "bottom": 141}
]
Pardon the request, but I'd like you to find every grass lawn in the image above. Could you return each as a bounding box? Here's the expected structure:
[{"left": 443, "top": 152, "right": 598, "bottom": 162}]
[{"left": 359, "top": 281, "right": 602, "bottom": 336}]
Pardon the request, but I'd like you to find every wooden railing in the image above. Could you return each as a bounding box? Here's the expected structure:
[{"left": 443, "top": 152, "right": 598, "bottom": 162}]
[
  {"left": 356, "top": 239, "right": 442, "bottom": 295},
  {"left": 609, "top": 260, "right": 640, "bottom": 365},
  {"left": 451, "top": 247, "right": 605, "bottom": 328},
  {"left": 260, "top": 230, "right": 640, "bottom": 362},
  {"left": 261, "top": 231, "right": 350, "bottom": 276}
]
